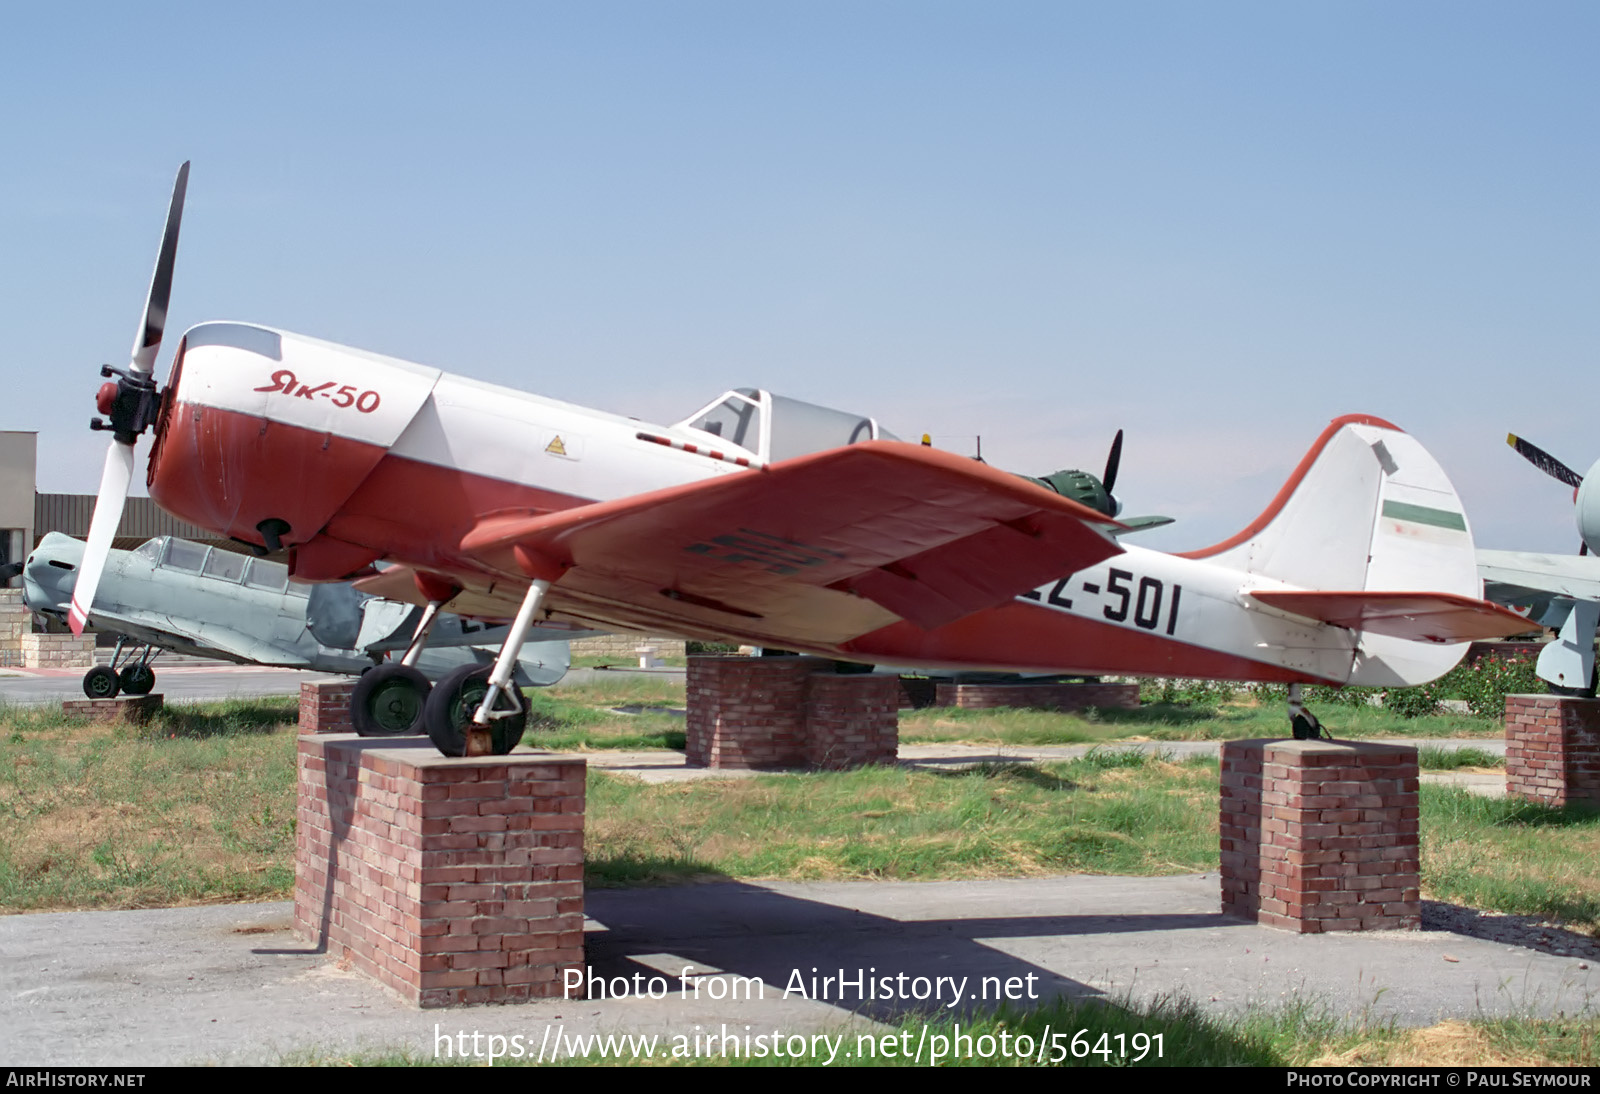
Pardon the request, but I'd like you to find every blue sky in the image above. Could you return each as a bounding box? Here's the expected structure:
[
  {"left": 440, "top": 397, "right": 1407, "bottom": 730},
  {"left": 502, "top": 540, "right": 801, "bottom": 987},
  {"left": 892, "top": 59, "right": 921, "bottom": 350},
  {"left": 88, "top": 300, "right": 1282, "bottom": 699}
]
[{"left": 4, "top": 2, "right": 1596, "bottom": 553}]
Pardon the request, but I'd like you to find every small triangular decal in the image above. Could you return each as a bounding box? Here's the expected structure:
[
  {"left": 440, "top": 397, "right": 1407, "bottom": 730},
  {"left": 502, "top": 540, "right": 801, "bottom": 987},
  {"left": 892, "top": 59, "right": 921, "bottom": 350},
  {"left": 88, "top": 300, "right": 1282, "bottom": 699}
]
[{"left": 545, "top": 436, "right": 567, "bottom": 456}]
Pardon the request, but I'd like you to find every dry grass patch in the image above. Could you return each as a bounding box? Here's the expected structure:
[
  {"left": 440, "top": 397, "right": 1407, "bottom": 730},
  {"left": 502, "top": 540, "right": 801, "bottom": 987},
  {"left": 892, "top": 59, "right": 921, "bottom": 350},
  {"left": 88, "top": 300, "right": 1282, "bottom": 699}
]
[
  {"left": 1310, "top": 1018, "right": 1600, "bottom": 1067},
  {"left": 584, "top": 755, "right": 1220, "bottom": 886},
  {"left": 0, "top": 702, "right": 298, "bottom": 913}
]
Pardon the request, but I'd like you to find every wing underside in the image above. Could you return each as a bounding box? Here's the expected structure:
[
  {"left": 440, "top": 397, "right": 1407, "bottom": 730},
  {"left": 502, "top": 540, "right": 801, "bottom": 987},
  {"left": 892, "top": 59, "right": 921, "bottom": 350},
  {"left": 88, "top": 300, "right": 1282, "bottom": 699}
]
[{"left": 363, "top": 441, "right": 1127, "bottom": 649}]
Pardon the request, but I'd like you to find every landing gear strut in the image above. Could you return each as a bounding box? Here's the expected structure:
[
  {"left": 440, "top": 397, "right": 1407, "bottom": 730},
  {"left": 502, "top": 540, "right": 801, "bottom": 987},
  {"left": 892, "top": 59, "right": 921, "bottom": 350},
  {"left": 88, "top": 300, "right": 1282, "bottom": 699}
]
[
  {"left": 349, "top": 595, "right": 453, "bottom": 736},
  {"left": 1287, "top": 683, "right": 1327, "bottom": 741},
  {"left": 81, "top": 638, "right": 159, "bottom": 699},
  {"left": 421, "top": 577, "right": 549, "bottom": 756}
]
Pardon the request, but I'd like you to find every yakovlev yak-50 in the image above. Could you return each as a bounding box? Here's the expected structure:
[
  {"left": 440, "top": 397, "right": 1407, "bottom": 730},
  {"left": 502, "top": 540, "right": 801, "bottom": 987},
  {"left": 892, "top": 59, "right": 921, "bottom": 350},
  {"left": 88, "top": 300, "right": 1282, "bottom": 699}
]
[
  {"left": 18, "top": 532, "right": 572, "bottom": 730},
  {"left": 72, "top": 164, "right": 1533, "bottom": 755}
]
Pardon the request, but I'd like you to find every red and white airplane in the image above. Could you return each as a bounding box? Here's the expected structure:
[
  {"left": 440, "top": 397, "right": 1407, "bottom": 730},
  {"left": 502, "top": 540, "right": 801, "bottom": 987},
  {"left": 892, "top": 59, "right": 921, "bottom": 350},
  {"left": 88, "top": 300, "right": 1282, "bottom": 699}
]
[{"left": 75, "top": 165, "right": 1533, "bottom": 754}]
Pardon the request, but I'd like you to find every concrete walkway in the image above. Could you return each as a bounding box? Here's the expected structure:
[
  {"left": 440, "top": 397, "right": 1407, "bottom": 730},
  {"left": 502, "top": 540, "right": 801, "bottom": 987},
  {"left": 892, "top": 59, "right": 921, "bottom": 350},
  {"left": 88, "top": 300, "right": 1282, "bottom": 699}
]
[{"left": 4, "top": 873, "right": 1595, "bottom": 1066}]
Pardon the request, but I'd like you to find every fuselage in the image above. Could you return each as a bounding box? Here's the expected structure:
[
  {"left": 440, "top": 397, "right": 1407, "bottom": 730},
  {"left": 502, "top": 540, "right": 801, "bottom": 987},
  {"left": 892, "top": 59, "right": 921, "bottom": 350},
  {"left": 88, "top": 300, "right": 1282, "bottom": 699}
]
[
  {"left": 141, "top": 321, "right": 1464, "bottom": 687},
  {"left": 22, "top": 532, "right": 570, "bottom": 684}
]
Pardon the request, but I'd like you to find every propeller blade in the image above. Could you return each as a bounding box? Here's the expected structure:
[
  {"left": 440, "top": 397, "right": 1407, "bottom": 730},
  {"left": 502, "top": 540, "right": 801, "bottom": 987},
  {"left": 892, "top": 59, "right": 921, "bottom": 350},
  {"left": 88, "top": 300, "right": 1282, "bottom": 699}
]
[
  {"left": 1507, "top": 432, "right": 1583, "bottom": 489},
  {"left": 129, "top": 162, "right": 189, "bottom": 376},
  {"left": 68, "top": 442, "right": 135, "bottom": 634},
  {"left": 1102, "top": 429, "right": 1123, "bottom": 497}
]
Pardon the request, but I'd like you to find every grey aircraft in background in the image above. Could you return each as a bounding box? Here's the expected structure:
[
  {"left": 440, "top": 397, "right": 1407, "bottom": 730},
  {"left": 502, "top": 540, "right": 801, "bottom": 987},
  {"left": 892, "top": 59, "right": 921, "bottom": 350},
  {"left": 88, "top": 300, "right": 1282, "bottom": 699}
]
[{"left": 17, "top": 532, "right": 585, "bottom": 734}]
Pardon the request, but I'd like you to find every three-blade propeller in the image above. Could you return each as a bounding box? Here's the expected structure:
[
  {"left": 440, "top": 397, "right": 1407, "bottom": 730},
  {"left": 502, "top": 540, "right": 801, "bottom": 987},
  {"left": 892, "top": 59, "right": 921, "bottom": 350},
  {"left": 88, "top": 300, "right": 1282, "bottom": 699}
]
[{"left": 69, "top": 162, "right": 189, "bottom": 635}]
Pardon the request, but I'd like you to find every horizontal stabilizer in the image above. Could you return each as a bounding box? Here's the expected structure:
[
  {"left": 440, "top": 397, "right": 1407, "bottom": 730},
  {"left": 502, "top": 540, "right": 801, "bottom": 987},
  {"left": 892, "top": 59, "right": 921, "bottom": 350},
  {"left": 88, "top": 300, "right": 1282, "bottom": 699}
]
[
  {"left": 1250, "top": 589, "right": 1538, "bottom": 643},
  {"left": 1478, "top": 549, "right": 1600, "bottom": 603},
  {"left": 1111, "top": 515, "right": 1175, "bottom": 536}
]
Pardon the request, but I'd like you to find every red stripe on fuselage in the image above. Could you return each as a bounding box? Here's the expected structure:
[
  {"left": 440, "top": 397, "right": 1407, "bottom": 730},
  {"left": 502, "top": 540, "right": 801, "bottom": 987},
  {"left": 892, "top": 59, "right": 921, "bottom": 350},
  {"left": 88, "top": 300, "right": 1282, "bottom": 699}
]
[{"left": 841, "top": 601, "right": 1336, "bottom": 684}]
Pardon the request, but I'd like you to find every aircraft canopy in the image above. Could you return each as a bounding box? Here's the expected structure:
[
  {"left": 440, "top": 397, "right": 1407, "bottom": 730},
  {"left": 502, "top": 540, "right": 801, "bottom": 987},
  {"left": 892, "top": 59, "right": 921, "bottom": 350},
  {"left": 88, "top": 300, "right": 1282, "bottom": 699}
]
[{"left": 677, "top": 388, "right": 899, "bottom": 464}]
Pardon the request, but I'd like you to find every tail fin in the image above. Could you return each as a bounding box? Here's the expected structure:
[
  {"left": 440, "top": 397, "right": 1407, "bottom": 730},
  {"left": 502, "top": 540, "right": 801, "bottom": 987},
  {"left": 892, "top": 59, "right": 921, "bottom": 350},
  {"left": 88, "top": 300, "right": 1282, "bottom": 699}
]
[{"left": 1181, "top": 414, "right": 1524, "bottom": 686}]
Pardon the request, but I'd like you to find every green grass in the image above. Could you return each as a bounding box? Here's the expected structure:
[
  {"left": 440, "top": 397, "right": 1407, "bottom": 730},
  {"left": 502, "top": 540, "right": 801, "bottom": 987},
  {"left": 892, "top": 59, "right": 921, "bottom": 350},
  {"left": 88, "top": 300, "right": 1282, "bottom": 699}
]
[
  {"left": 585, "top": 753, "right": 1220, "bottom": 887},
  {"left": 1422, "top": 786, "right": 1600, "bottom": 932},
  {"left": 1417, "top": 745, "right": 1503, "bottom": 771},
  {"left": 902, "top": 696, "right": 1501, "bottom": 745},
  {"left": 0, "top": 699, "right": 299, "bottom": 912},
  {"left": 290, "top": 996, "right": 1600, "bottom": 1066},
  {"left": 522, "top": 686, "right": 685, "bottom": 751}
]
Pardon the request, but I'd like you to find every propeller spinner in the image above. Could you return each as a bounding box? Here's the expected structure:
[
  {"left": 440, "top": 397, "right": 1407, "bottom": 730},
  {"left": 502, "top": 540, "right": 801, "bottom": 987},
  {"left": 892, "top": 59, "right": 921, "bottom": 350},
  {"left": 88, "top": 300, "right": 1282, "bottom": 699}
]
[{"left": 70, "top": 162, "right": 190, "bottom": 635}]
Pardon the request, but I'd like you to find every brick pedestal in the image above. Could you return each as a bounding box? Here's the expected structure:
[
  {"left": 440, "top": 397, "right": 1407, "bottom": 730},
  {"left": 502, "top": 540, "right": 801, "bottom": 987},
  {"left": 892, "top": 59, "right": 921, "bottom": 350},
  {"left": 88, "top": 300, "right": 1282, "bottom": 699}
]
[
  {"left": 1504, "top": 694, "right": 1600, "bottom": 807},
  {"left": 0, "top": 590, "right": 29, "bottom": 667},
  {"left": 802, "top": 672, "right": 901, "bottom": 769},
  {"left": 686, "top": 655, "right": 900, "bottom": 769},
  {"left": 932, "top": 680, "right": 1139, "bottom": 712},
  {"left": 300, "top": 680, "right": 357, "bottom": 734},
  {"left": 60, "top": 695, "right": 163, "bottom": 725},
  {"left": 1220, "top": 739, "right": 1419, "bottom": 933},
  {"left": 22, "top": 633, "right": 94, "bottom": 669},
  {"left": 295, "top": 735, "right": 585, "bottom": 1007}
]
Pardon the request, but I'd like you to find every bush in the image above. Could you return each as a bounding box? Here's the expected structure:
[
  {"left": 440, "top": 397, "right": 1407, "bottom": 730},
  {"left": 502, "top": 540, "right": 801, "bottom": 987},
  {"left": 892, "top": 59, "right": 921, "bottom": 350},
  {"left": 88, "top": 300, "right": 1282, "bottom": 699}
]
[
  {"left": 1380, "top": 681, "right": 1442, "bottom": 718},
  {"left": 1142, "top": 678, "right": 1238, "bottom": 710},
  {"left": 1435, "top": 652, "right": 1544, "bottom": 717}
]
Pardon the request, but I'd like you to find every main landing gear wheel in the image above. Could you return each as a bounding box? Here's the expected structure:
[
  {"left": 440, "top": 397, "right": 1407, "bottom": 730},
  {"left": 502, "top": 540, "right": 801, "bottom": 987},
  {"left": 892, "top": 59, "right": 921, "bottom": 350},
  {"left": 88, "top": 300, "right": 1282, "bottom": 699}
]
[
  {"left": 423, "top": 665, "right": 526, "bottom": 757},
  {"left": 118, "top": 664, "right": 156, "bottom": 696},
  {"left": 82, "top": 665, "right": 120, "bottom": 700},
  {"left": 351, "top": 663, "right": 432, "bottom": 736}
]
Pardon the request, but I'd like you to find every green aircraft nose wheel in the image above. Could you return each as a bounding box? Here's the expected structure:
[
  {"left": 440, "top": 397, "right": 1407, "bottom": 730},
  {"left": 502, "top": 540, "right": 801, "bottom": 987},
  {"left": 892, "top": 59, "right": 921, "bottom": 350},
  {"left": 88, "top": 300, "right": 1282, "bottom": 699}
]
[
  {"left": 351, "top": 663, "right": 432, "bottom": 736},
  {"left": 423, "top": 665, "right": 527, "bottom": 757},
  {"left": 81, "top": 666, "right": 120, "bottom": 700}
]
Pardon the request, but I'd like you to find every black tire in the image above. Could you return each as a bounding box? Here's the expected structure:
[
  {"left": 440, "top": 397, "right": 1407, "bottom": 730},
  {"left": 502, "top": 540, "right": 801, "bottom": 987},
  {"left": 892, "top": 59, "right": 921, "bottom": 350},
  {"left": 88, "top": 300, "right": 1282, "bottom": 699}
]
[
  {"left": 82, "top": 666, "right": 120, "bottom": 700},
  {"left": 422, "top": 665, "right": 526, "bottom": 756},
  {"left": 118, "top": 665, "right": 156, "bottom": 696},
  {"left": 351, "top": 663, "right": 432, "bottom": 736}
]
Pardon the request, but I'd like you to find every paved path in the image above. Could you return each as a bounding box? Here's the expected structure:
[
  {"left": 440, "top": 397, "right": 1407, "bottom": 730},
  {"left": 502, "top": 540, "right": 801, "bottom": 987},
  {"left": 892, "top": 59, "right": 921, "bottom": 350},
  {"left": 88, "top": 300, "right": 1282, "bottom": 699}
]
[
  {"left": 0, "top": 663, "right": 338, "bottom": 705},
  {"left": 0, "top": 665, "right": 1530, "bottom": 1064},
  {"left": 4, "top": 874, "right": 1595, "bottom": 1066}
]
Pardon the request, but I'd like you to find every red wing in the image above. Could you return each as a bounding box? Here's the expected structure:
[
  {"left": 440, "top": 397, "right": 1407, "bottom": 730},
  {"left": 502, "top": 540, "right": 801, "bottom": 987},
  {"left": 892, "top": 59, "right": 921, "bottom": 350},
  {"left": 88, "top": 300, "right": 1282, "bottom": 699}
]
[
  {"left": 1251, "top": 590, "right": 1538, "bottom": 643},
  {"left": 457, "top": 441, "right": 1124, "bottom": 646}
]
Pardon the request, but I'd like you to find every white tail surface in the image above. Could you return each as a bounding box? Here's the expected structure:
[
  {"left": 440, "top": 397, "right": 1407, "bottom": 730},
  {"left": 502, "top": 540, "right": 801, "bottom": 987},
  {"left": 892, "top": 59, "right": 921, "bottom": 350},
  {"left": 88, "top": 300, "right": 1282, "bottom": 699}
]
[{"left": 1185, "top": 414, "right": 1486, "bottom": 687}]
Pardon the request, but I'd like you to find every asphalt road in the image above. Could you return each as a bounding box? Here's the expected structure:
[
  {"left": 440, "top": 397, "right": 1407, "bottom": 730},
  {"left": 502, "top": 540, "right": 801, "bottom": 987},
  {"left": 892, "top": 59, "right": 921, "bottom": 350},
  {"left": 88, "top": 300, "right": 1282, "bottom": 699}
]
[{"left": 0, "top": 663, "right": 338, "bottom": 705}]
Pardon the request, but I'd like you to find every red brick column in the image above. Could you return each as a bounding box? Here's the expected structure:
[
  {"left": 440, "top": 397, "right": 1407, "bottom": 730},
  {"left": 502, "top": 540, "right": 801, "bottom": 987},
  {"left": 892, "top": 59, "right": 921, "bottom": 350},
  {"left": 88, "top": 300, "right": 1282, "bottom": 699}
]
[
  {"left": 60, "top": 695, "right": 163, "bottom": 725},
  {"left": 686, "top": 656, "right": 815, "bottom": 768},
  {"left": 300, "top": 680, "right": 356, "bottom": 734},
  {"left": 804, "top": 673, "right": 900, "bottom": 769},
  {"left": 295, "top": 735, "right": 585, "bottom": 1006},
  {"left": 686, "top": 655, "right": 902, "bottom": 769},
  {"left": 932, "top": 681, "right": 1139, "bottom": 712},
  {"left": 1220, "top": 739, "right": 1419, "bottom": 933},
  {"left": 1504, "top": 694, "right": 1600, "bottom": 807}
]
